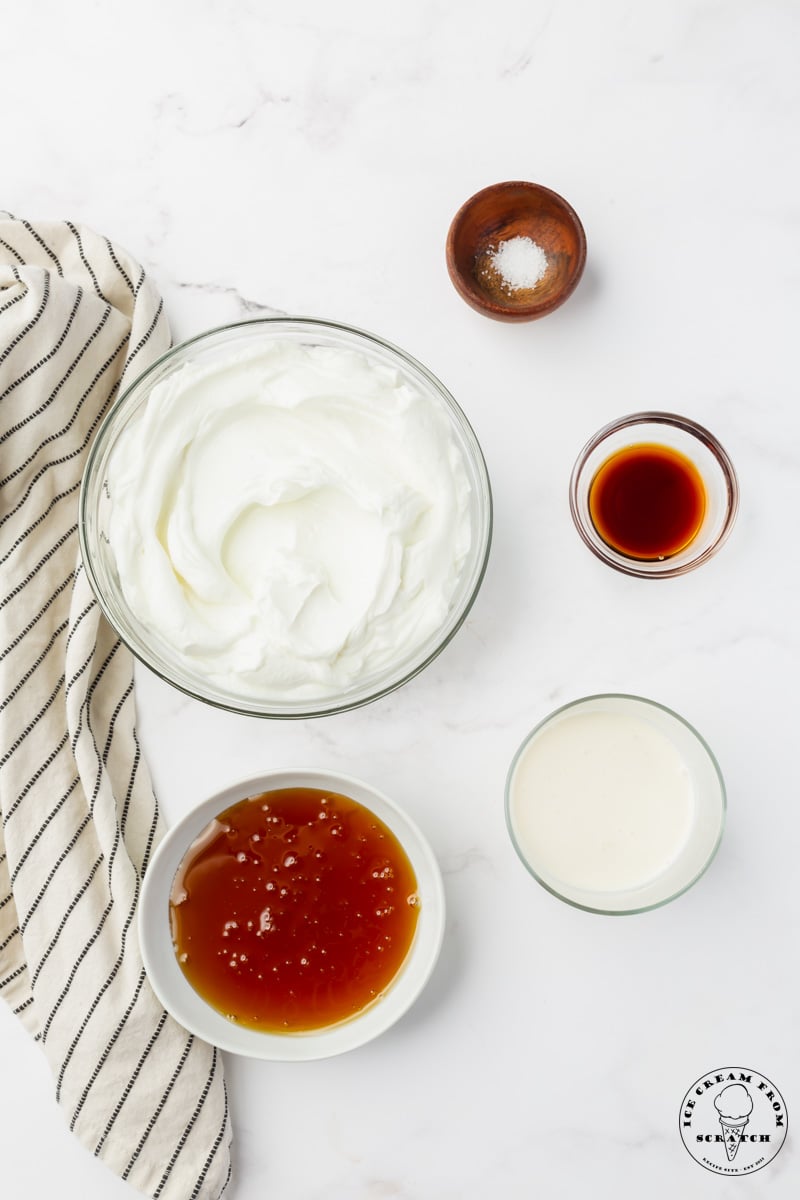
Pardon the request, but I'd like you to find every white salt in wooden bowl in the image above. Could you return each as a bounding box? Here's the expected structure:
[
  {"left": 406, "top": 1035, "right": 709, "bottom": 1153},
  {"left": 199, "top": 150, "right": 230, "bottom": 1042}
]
[{"left": 446, "top": 180, "right": 586, "bottom": 322}]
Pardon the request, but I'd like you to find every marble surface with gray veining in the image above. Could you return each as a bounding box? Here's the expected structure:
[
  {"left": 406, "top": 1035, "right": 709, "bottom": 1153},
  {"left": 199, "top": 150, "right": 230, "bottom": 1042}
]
[{"left": 2, "top": 2, "right": 799, "bottom": 1196}]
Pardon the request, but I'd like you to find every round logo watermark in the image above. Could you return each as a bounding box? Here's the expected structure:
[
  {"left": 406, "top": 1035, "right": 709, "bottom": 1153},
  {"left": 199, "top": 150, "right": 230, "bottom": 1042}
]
[{"left": 679, "top": 1067, "right": 787, "bottom": 1175}]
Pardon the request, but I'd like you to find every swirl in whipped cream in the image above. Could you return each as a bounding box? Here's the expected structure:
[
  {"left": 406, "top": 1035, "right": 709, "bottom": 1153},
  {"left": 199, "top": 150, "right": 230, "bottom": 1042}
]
[{"left": 106, "top": 339, "right": 472, "bottom": 700}]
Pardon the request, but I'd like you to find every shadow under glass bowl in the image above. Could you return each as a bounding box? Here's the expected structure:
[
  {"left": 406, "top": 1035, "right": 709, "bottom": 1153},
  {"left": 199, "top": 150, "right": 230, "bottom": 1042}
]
[{"left": 79, "top": 318, "right": 493, "bottom": 718}]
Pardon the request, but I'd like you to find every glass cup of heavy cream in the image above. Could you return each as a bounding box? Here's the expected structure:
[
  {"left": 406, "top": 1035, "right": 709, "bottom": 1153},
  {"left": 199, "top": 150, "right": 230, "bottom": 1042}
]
[
  {"left": 505, "top": 695, "right": 726, "bottom": 914},
  {"left": 80, "top": 319, "right": 492, "bottom": 717}
]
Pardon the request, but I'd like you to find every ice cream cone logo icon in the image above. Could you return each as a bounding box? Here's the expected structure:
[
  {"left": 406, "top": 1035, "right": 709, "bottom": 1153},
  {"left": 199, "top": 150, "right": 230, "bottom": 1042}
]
[
  {"left": 714, "top": 1084, "right": 754, "bottom": 1162},
  {"left": 679, "top": 1066, "right": 787, "bottom": 1175}
]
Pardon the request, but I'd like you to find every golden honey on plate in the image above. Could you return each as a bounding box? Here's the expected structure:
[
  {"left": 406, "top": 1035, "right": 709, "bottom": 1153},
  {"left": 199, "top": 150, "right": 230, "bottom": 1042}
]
[{"left": 170, "top": 788, "right": 420, "bottom": 1032}]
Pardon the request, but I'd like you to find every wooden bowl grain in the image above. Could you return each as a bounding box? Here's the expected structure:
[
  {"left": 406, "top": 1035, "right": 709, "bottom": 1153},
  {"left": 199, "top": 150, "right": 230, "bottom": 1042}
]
[{"left": 446, "top": 181, "right": 587, "bottom": 322}]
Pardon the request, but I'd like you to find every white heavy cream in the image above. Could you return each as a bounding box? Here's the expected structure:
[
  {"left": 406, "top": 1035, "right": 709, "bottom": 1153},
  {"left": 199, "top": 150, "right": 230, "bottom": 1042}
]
[
  {"left": 106, "top": 339, "right": 473, "bottom": 700},
  {"left": 509, "top": 710, "right": 695, "bottom": 896}
]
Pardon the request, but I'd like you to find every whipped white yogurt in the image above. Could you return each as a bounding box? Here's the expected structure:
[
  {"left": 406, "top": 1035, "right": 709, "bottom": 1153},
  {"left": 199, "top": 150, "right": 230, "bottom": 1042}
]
[{"left": 106, "top": 338, "right": 473, "bottom": 700}]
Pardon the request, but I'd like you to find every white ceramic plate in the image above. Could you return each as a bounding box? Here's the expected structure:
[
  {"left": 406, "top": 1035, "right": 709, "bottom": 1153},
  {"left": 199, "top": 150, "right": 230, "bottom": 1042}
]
[{"left": 138, "top": 769, "right": 446, "bottom": 1060}]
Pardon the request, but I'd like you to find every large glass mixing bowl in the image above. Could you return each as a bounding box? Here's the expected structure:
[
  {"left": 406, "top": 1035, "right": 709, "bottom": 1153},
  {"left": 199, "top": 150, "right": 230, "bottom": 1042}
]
[{"left": 79, "top": 318, "right": 492, "bottom": 718}]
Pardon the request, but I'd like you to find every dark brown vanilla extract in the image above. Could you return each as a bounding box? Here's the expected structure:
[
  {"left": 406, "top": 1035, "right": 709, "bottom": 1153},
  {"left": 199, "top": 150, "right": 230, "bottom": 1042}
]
[
  {"left": 170, "top": 788, "right": 419, "bottom": 1032},
  {"left": 588, "top": 443, "right": 706, "bottom": 561}
]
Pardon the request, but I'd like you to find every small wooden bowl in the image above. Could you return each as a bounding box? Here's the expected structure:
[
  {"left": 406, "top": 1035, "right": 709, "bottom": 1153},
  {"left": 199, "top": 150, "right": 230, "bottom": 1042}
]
[{"left": 446, "top": 181, "right": 587, "bottom": 322}]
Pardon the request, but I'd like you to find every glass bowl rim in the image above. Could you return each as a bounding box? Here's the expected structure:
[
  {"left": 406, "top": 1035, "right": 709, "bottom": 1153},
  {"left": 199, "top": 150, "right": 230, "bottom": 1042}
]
[
  {"left": 504, "top": 692, "right": 727, "bottom": 916},
  {"left": 79, "top": 315, "right": 493, "bottom": 718},
  {"left": 568, "top": 410, "right": 739, "bottom": 580}
]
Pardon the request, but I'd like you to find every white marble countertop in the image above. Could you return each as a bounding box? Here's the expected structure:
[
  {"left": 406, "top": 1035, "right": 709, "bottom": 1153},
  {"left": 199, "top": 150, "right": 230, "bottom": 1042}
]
[{"left": 2, "top": 2, "right": 799, "bottom": 1196}]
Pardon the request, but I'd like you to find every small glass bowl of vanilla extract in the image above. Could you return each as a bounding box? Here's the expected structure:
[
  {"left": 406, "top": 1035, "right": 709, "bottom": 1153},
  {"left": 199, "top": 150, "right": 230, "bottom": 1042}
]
[{"left": 569, "top": 412, "right": 739, "bottom": 578}]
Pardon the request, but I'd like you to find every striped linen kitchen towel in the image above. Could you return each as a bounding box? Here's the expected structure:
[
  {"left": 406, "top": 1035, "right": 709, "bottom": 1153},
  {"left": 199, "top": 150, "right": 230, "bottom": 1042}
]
[{"left": 0, "top": 218, "right": 232, "bottom": 1199}]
